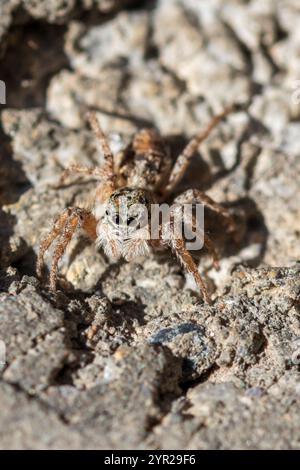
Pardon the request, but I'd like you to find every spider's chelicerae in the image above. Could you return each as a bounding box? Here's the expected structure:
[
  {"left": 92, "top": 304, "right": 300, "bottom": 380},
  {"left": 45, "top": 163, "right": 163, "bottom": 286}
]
[{"left": 37, "top": 105, "right": 241, "bottom": 304}]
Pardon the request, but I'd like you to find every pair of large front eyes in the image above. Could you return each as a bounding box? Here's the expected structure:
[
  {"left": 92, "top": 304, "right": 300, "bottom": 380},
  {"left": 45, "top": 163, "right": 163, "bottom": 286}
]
[{"left": 106, "top": 210, "right": 136, "bottom": 226}]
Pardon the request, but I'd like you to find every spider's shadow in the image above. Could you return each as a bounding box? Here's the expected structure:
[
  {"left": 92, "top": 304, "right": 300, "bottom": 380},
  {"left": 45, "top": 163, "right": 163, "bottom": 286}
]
[
  {"left": 162, "top": 116, "right": 270, "bottom": 267},
  {"left": 166, "top": 134, "right": 213, "bottom": 193}
]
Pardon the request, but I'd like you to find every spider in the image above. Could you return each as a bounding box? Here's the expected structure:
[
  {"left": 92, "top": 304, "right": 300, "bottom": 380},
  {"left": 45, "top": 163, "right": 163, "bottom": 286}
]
[{"left": 37, "top": 105, "right": 241, "bottom": 304}]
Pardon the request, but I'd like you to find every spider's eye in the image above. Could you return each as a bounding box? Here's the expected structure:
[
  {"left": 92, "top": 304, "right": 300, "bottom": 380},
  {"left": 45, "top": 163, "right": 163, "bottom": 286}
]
[
  {"left": 113, "top": 214, "right": 120, "bottom": 225},
  {"left": 127, "top": 216, "right": 135, "bottom": 225},
  {"left": 105, "top": 209, "right": 109, "bottom": 216}
]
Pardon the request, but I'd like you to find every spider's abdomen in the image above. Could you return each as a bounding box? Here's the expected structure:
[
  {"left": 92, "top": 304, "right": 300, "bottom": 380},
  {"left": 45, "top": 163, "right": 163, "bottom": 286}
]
[{"left": 120, "top": 129, "right": 172, "bottom": 191}]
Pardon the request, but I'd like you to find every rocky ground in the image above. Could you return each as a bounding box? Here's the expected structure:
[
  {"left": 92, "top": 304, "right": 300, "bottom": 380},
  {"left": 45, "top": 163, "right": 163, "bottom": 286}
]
[{"left": 0, "top": 0, "right": 300, "bottom": 450}]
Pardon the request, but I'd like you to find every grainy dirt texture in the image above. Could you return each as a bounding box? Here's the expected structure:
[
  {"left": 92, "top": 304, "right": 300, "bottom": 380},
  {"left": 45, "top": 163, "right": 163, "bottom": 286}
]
[{"left": 0, "top": 0, "right": 300, "bottom": 449}]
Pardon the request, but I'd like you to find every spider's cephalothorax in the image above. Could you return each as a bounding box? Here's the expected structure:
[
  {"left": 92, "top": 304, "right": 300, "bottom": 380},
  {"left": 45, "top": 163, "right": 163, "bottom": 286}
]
[{"left": 37, "top": 106, "right": 241, "bottom": 304}]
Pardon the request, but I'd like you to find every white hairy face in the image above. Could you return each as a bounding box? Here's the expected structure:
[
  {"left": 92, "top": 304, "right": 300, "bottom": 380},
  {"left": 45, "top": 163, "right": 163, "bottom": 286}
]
[{"left": 96, "top": 187, "right": 152, "bottom": 260}]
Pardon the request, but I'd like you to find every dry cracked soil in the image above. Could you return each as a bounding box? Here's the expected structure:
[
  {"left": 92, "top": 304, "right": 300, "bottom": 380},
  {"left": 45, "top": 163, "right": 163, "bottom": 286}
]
[{"left": 0, "top": 0, "right": 300, "bottom": 450}]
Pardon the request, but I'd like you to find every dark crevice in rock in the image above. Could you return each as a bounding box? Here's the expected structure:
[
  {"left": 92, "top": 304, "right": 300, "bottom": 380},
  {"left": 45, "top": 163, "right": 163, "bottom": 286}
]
[{"left": 0, "top": 21, "right": 69, "bottom": 109}]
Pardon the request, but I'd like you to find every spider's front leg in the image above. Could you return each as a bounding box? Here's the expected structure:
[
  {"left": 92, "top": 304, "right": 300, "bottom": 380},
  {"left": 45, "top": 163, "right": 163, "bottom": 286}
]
[
  {"left": 37, "top": 207, "right": 97, "bottom": 291},
  {"left": 151, "top": 210, "right": 213, "bottom": 303},
  {"left": 169, "top": 236, "right": 212, "bottom": 305}
]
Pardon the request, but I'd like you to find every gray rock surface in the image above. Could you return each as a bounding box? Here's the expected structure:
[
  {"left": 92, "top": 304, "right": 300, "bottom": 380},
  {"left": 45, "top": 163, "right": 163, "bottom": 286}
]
[{"left": 0, "top": 0, "right": 300, "bottom": 450}]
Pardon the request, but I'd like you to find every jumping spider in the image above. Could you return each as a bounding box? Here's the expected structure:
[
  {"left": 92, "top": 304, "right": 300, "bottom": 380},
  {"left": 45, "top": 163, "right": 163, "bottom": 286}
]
[{"left": 37, "top": 106, "right": 241, "bottom": 304}]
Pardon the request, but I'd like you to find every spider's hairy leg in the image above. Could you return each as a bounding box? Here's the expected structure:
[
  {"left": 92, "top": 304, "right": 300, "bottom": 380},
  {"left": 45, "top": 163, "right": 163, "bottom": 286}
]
[
  {"left": 175, "top": 188, "right": 236, "bottom": 233},
  {"left": 164, "top": 104, "right": 241, "bottom": 196},
  {"left": 86, "top": 111, "right": 118, "bottom": 201},
  {"left": 37, "top": 207, "right": 97, "bottom": 291},
  {"left": 171, "top": 237, "right": 211, "bottom": 304},
  {"left": 37, "top": 210, "right": 69, "bottom": 279},
  {"left": 86, "top": 112, "right": 115, "bottom": 176},
  {"left": 171, "top": 202, "right": 220, "bottom": 274},
  {"left": 59, "top": 164, "right": 107, "bottom": 185},
  {"left": 49, "top": 214, "right": 81, "bottom": 292}
]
